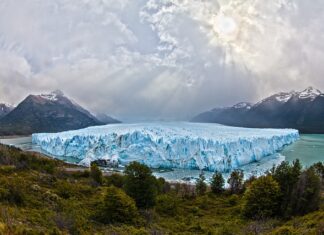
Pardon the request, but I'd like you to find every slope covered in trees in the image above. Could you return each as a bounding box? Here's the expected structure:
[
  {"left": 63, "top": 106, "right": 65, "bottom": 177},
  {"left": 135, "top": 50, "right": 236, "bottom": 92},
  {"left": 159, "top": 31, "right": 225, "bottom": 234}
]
[{"left": 0, "top": 144, "right": 322, "bottom": 234}]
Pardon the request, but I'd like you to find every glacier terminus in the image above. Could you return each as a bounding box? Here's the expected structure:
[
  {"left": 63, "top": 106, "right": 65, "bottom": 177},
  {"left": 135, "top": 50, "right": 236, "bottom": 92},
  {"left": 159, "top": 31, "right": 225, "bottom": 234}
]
[{"left": 32, "top": 122, "right": 299, "bottom": 172}]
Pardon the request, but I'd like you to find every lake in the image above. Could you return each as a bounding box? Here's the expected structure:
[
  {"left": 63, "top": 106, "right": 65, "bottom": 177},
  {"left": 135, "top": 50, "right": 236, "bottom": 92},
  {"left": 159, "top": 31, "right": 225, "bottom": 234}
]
[
  {"left": 1, "top": 134, "right": 323, "bottom": 182},
  {"left": 281, "top": 134, "right": 324, "bottom": 167}
]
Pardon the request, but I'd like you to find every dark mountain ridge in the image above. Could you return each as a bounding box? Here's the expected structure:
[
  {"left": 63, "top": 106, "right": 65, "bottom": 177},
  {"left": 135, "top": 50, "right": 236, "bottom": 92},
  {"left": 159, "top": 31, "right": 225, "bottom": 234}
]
[
  {"left": 0, "top": 90, "right": 120, "bottom": 135},
  {"left": 0, "top": 103, "right": 14, "bottom": 118},
  {"left": 192, "top": 87, "right": 324, "bottom": 133}
]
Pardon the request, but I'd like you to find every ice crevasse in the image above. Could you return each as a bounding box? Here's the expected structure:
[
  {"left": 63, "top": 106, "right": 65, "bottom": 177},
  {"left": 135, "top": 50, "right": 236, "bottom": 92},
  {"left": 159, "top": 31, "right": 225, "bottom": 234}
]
[{"left": 32, "top": 122, "right": 299, "bottom": 172}]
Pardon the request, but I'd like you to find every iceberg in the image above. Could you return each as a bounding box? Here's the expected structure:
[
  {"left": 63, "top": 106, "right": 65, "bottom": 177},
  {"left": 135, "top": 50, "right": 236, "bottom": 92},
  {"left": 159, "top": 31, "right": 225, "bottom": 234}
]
[{"left": 32, "top": 122, "right": 299, "bottom": 172}]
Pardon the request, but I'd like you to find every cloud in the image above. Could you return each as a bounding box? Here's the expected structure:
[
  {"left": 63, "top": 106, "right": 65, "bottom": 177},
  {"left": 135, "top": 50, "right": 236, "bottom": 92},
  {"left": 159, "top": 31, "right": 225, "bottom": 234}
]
[{"left": 0, "top": 0, "right": 324, "bottom": 120}]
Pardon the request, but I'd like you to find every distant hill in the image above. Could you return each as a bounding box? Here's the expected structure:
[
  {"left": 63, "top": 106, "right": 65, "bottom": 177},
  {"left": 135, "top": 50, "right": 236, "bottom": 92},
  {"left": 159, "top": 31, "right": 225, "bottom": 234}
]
[
  {"left": 192, "top": 87, "right": 324, "bottom": 133},
  {"left": 0, "top": 103, "right": 14, "bottom": 118},
  {"left": 95, "top": 113, "right": 121, "bottom": 124},
  {"left": 0, "top": 90, "right": 120, "bottom": 135}
]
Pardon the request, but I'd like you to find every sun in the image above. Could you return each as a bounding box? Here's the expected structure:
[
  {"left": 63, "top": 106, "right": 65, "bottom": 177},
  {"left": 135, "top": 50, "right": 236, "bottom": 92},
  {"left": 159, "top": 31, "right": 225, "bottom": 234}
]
[{"left": 213, "top": 13, "right": 238, "bottom": 42}]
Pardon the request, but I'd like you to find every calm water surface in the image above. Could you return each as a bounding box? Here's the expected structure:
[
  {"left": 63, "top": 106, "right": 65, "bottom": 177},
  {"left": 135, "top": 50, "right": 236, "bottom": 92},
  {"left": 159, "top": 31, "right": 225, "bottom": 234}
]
[{"left": 281, "top": 134, "right": 324, "bottom": 167}]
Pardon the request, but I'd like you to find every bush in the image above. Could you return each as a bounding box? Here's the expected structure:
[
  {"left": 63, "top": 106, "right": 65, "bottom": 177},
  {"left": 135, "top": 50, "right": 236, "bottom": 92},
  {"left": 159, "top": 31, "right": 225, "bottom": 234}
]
[
  {"left": 290, "top": 168, "right": 321, "bottom": 215},
  {"left": 271, "top": 226, "right": 296, "bottom": 235},
  {"left": 97, "top": 186, "right": 138, "bottom": 224},
  {"left": 227, "top": 170, "right": 244, "bottom": 194},
  {"left": 196, "top": 172, "right": 207, "bottom": 196},
  {"left": 124, "top": 162, "right": 157, "bottom": 209},
  {"left": 243, "top": 175, "right": 281, "bottom": 219},
  {"left": 0, "top": 178, "right": 26, "bottom": 206},
  {"left": 156, "top": 177, "right": 171, "bottom": 194},
  {"left": 227, "top": 194, "right": 239, "bottom": 206},
  {"left": 174, "top": 183, "right": 196, "bottom": 199},
  {"left": 105, "top": 173, "right": 125, "bottom": 188},
  {"left": 271, "top": 160, "right": 301, "bottom": 217},
  {"left": 90, "top": 163, "right": 103, "bottom": 185},
  {"left": 310, "top": 162, "right": 324, "bottom": 184},
  {"left": 155, "top": 194, "right": 179, "bottom": 216},
  {"left": 211, "top": 171, "right": 225, "bottom": 194},
  {"left": 55, "top": 181, "right": 74, "bottom": 199}
]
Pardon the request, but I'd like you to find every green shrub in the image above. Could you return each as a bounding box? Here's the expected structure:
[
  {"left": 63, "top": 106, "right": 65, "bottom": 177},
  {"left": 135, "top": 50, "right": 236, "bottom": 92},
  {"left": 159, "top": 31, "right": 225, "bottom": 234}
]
[
  {"left": 310, "top": 162, "right": 323, "bottom": 186},
  {"left": 55, "top": 181, "right": 74, "bottom": 199},
  {"left": 227, "top": 194, "right": 239, "bottom": 206},
  {"left": 124, "top": 162, "right": 157, "bottom": 209},
  {"left": 216, "top": 225, "right": 238, "bottom": 235},
  {"left": 105, "top": 173, "right": 125, "bottom": 188},
  {"left": 196, "top": 172, "right": 207, "bottom": 196},
  {"left": 0, "top": 178, "right": 26, "bottom": 206},
  {"left": 290, "top": 168, "right": 321, "bottom": 215},
  {"left": 156, "top": 177, "right": 171, "bottom": 194},
  {"left": 271, "top": 226, "right": 296, "bottom": 235},
  {"left": 190, "top": 206, "right": 200, "bottom": 214},
  {"left": 155, "top": 194, "right": 179, "bottom": 216},
  {"left": 0, "top": 165, "right": 16, "bottom": 174},
  {"left": 211, "top": 171, "right": 225, "bottom": 194},
  {"left": 97, "top": 186, "right": 138, "bottom": 224},
  {"left": 90, "top": 163, "right": 103, "bottom": 185},
  {"left": 243, "top": 175, "right": 280, "bottom": 219},
  {"left": 272, "top": 160, "right": 301, "bottom": 217},
  {"left": 227, "top": 170, "right": 244, "bottom": 194}
]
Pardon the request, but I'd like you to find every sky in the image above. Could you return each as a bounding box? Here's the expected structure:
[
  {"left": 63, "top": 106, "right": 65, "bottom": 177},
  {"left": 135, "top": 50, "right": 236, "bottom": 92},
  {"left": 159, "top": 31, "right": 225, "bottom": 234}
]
[{"left": 0, "top": 0, "right": 324, "bottom": 121}]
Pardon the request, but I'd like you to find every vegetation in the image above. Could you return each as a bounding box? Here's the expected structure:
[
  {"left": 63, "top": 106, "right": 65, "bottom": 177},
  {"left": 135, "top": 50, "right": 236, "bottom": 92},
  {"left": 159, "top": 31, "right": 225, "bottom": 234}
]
[
  {"left": 196, "top": 171, "right": 207, "bottom": 195},
  {"left": 228, "top": 169, "right": 244, "bottom": 194},
  {"left": 211, "top": 171, "right": 225, "bottom": 194},
  {"left": 243, "top": 175, "right": 281, "bottom": 219},
  {"left": 0, "top": 144, "right": 323, "bottom": 234},
  {"left": 124, "top": 161, "right": 157, "bottom": 209},
  {"left": 90, "top": 163, "right": 103, "bottom": 185},
  {"left": 96, "top": 186, "right": 138, "bottom": 224},
  {"left": 271, "top": 160, "right": 302, "bottom": 217}
]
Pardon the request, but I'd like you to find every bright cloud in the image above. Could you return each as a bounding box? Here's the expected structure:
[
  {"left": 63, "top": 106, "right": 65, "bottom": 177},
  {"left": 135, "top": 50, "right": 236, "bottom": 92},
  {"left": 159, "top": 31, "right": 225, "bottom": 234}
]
[{"left": 0, "top": 0, "right": 323, "bottom": 120}]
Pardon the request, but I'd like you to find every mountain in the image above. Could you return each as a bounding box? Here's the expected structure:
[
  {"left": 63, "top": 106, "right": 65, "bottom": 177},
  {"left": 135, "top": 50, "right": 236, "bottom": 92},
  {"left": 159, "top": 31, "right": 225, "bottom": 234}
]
[
  {"left": 0, "top": 90, "right": 117, "bottom": 135},
  {"left": 0, "top": 103, "right": 14, "bottom": 118},
  {"left": 192, "top": 87, "right": 324, "bottom": 133},
  {"left": 95, "top": 113, "right": 121, "bottom": 124}
]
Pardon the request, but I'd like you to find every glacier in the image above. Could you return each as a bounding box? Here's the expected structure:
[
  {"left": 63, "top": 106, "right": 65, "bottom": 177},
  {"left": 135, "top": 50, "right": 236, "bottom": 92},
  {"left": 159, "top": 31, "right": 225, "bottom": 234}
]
[{"left": 32, "top": 122, "right": 299, "bottom": 172}]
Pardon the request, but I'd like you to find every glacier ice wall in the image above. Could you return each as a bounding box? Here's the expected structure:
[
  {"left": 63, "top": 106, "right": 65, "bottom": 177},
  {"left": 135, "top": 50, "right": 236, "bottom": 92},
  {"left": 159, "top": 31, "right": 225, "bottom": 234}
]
[{"left": 32, "top": 122, "right": 299, "bottom": 172}]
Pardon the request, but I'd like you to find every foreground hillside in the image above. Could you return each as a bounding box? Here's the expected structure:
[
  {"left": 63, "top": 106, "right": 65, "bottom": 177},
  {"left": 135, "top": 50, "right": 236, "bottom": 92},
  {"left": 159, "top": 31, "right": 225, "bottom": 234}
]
[{"left": 0, "top": 144, "right": 322, "bottom": 234}]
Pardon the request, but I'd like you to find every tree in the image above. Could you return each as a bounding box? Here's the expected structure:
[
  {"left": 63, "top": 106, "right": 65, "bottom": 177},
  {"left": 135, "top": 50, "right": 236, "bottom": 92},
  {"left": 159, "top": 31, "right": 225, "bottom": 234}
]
[
  {"left": 310, "top": 162, "right": 324, "bottom": 185},
  {"left": 97, "top": 186, "right": 138, "bottom": 224},
  {"left": 243, "top": 175, "right": 281, "bottom": 219},
  {"left": 124, "top": 162, "right": 157, "bottom": 209},
  {"left": 272, "top": 160, "right": 301, "bottom": 216},
  {"left": 155, "top": 194, "right": 179, "bottom": 216},
  {"left": 290, "top": 168, "right": 321, "bottom": 215},
  {"left": 211, "top": 171, "right": 224, "bottom": 194},
  {"left": 105, "top": 173, "right": 125, "bottom": 188},
  {"left": 196, "top": 171, "right": 207, "bottom": 195},
  {"left": 90, "top": 163, "right": 103, "bottom": 185},
  {"left": 227, "top": 170, "right": 244, "bottom": 194}
]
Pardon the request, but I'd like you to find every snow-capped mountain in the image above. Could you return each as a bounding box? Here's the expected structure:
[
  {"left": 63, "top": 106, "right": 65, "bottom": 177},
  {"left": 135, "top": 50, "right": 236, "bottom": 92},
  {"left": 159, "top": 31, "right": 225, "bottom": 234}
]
[
  {"left": 233, "top": 102, "right": 252, "bottom": 109},
  {"left": 192, "top": 87, "right": 324, "bottom": 133},
  {"left": 0, "top": 103, "right": 14, "bottom": 118},
  {"left": 0, "top": 90, "right": 119, "bottom": 135}
]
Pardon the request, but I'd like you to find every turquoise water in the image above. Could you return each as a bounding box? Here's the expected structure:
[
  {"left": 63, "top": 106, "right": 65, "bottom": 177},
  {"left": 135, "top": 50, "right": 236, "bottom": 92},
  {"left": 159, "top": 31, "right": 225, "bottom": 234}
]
[
  {"left": 0, "top": 136, "right": 81, "bottom": 164},
  {"left": 281, "top": 134, "right": 324, "bottom": 167}
]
